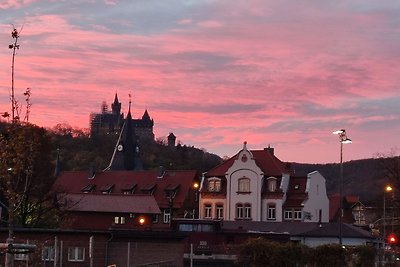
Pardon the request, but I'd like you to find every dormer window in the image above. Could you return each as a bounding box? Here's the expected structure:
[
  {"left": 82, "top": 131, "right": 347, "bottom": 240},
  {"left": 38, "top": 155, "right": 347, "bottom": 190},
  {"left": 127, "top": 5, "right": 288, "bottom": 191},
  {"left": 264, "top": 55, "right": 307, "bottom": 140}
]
[
  {"left": 267, "top": 177, "right": 277, "bottom": 192},
  {"left": 100, "top": 184, "right": 114, "bottom": 194},
  {"left": 121, "top": 184, "right": 137, "bottom": 195},
  {"left": 81, "top": 184, "right": 96, "bottom": 193},
  {"left": 141, "top": 184, "right": 156, "bottom": 195},
  {"left": 164, "top": 184, "right": 180, "bottom": 199},
  {"left": 207, "top": 178, "right": 221, "bottom": 192}
]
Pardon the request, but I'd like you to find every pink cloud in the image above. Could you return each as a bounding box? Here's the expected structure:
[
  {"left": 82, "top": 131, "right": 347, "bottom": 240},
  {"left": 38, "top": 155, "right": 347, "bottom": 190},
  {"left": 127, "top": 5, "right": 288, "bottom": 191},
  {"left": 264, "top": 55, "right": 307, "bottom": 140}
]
[{"left": 0, "top": 1, "right": 399, "bottom": 163}]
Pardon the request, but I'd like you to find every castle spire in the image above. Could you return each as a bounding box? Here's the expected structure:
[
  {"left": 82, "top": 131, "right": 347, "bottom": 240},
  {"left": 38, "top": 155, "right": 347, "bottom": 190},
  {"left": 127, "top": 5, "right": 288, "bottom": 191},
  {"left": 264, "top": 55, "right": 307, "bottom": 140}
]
[{"left": 111, "top": 92, "right": 121, "bottom": 115}]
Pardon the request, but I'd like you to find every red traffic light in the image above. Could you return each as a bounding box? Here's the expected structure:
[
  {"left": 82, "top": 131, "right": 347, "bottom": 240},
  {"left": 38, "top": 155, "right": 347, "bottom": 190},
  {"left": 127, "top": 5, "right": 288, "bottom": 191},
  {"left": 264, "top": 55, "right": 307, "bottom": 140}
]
[{"left": 387, "top": 234, "right": 397, "bottom": 244}]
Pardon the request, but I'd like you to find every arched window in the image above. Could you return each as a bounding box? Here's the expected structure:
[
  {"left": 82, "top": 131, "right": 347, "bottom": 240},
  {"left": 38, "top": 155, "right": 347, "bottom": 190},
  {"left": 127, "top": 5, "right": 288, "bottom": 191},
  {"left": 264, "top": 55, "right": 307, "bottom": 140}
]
[
  {"left": 238, "top": 177, "right": 250, "bottom": 193},
  {"left": 236, "top": 203, "right": 244, "bottom": 219},
  {"left": 267, "top": 177, "right": 277, "bottom": 192},
  {"left": 244, "top": 203, "right": 252, "bottom": 219}
]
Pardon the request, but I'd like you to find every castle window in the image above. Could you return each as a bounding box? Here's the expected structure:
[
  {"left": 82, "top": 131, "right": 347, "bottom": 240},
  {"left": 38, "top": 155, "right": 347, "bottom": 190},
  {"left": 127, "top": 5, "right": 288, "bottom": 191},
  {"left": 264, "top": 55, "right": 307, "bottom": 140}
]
[
  {"left": 238, "top": 177, "right": 250, "bottom": 193},
  {"left": 207, "top": 178, "right": 221, "bottom": 192},
  {"left": 267, "top": 203, "right": 276, "bottom": 220},
  {"left": 216, "top": 204, "right": 224, "bottom": 219}
]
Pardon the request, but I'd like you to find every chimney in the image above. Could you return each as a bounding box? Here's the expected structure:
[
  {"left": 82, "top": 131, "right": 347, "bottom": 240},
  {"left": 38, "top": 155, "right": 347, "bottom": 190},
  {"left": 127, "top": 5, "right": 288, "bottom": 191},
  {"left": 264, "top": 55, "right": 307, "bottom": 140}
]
[{"left": 264, "top": 145, "right": 274, "bottom": 155}]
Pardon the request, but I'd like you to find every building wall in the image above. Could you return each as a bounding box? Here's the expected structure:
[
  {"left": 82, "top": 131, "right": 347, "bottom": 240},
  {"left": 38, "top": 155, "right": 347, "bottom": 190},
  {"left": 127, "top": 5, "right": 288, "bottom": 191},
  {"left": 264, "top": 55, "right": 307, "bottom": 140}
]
[
  {"left": 225, "top": 148, "right": 263, "bottom": 221},
  {"left": 303, "top": 171, "right": 330, "bottom": 223}
]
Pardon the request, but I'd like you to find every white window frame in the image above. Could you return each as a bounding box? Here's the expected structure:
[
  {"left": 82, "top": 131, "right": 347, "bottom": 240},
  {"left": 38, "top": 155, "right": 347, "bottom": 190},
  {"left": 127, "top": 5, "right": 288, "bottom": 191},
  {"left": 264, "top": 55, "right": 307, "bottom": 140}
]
[
  {"left": 216, "top": 204, "right": 223, "bottom": 219},
  {"left": 163, "top": 209, "right": 171, "bottom": 224},
  {"left": 238, "top": 178, "right": 250, "bottom": 193},
  {"left": 68, "top": 247, "right": 85, "bottom": 262},
  {"left": 114, "top": 216, "right": 126, "bottom": 224},
  {"left": 284, "top": 209, "right": 292, "bottom": 220},
  {"left": 42, "top": 245, "right": 55, "bottom": 261},
  {"left": 208, "top": 178, "right": 221, "bottom": 192},
  {"left": 244, "top": 204, "right": 252, "bottom": 219},
  {"left": 204, "top": 204, "right": 212, "bottom": 219},
  {"left": 236, "top": 203, "right": 244, "bottom": 219},
  {"left": 267, "top": 203, "right": 276, "bottom": 220},
  {"left": 294, "top": 209, "right": 302, "bottom": 220}
]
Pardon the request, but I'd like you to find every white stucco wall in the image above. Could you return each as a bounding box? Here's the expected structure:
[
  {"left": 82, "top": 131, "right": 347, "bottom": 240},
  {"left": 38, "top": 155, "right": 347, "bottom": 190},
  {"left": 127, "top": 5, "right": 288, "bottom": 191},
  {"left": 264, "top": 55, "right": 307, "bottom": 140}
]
[
  {"left": 226, "top": 145, "right": 263, "bottom": 221},
  {"left": 303, "top": 171, "right": 330, "bottom": 223}
]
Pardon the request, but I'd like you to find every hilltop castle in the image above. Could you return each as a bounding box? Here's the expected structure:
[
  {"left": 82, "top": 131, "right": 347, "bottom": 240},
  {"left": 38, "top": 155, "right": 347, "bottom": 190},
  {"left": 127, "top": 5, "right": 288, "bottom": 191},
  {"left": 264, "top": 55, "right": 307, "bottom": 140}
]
[{"left": 90, "top": 93, "right": 155, "bottom": 142}]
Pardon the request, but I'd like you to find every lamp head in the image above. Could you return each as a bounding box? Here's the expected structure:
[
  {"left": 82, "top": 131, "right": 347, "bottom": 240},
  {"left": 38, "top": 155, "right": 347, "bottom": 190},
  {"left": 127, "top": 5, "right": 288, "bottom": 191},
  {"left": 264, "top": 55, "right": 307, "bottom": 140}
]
[{"left": 333, "top": 129, "right": 345, "bottom": 135}]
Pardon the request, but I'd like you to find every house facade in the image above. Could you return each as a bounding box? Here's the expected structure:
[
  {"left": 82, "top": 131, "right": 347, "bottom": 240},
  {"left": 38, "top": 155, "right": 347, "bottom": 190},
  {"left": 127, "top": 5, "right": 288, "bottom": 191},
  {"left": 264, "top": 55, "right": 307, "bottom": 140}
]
[{"left": 199, "top": 142, "right": 330, "bottom": 223}]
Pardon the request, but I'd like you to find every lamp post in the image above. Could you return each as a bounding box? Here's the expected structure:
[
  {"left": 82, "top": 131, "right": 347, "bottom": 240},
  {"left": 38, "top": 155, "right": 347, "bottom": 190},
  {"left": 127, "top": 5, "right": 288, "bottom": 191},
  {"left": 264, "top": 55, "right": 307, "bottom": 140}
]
[
  {"left": 333, "top": 129, "right": 352, "bottom": 245},
  {"left": 383, "top": 185, "right": 393, "bottom": 266}
]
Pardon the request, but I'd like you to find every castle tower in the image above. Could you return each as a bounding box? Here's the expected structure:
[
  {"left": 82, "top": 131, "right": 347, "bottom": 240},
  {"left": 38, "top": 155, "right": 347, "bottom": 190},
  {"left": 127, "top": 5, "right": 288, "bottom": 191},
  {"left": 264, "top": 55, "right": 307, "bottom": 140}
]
[
  {"left": 111, "top": 93, "right": 121, "bottom": 116},
  {"left": 106, "top": 100, "right": 142, "bottom": 171}
]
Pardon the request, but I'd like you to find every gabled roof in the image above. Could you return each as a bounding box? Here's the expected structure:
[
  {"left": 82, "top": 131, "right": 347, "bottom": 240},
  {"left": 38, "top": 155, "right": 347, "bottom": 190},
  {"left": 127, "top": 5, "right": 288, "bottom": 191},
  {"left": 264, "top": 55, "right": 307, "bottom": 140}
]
[
  {"left": 298, "top": 222, "right": 374, "bottom": 239},
  {"left": 54, "top": 170, "right": 197, "bottom": 209},
  {"left": 283, "top": 176, "right": 308, "bottom": 208},
  {"left": 222, "top": 221, "right": 374, "bottom": 240},
  {"left": 61, "top": 193, "right": 160, "bottom": 214},
  {"left": 206, "top": 148, "right": 288, "bottom": 177}
]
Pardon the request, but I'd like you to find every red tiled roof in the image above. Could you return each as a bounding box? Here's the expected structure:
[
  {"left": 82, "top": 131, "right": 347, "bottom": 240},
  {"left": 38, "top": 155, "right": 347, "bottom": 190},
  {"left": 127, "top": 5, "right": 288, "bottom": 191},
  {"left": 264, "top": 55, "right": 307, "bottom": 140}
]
[
  {"left": 62, "top": 193, "right": 161, "bottom": 214},
  {"left": 206, "top": 149, "right": 287, "bottom": 177},
  {"left": 329, "top": 193, "right": 340, "bottom": 221},
  {"left": 54, "top": 170, "right": 197, "bottom": 209},
  {"left": 345, "top": 195, "right": 359, "bottom": 205},
  {"left": 283, "top": 176, "right": 308, "bottom": 207}
]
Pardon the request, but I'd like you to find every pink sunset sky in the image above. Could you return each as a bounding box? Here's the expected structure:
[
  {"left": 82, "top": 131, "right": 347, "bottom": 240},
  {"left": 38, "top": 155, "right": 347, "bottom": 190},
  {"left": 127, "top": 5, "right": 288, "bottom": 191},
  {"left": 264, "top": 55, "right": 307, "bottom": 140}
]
[{"left": 0, "top": 0, "right": 399, "bottom": 163}]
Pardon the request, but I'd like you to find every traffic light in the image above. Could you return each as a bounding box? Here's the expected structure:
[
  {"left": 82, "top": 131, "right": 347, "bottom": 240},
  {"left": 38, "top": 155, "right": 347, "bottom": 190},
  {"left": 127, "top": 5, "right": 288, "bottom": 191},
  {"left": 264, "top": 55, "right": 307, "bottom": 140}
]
[{"left": 387, "top": 234, "right": 397, "bottom": 245}]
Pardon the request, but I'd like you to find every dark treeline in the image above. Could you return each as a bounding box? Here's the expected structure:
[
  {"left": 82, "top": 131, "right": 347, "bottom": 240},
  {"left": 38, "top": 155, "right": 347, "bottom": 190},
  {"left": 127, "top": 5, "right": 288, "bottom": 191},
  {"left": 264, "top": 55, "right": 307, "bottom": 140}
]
[{"left": 293, "top": 155, "right": 400, "bottom": 204}]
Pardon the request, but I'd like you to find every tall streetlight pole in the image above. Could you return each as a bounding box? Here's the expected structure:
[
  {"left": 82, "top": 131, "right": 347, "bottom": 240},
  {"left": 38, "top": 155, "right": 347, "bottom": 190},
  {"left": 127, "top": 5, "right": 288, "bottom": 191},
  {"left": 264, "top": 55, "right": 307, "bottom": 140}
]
[
  {"left": 333, "top": 129, "right": 352, "bottom": 245},
  {"left": 383, "top": 185, "right": 393, "bottom": 266}
]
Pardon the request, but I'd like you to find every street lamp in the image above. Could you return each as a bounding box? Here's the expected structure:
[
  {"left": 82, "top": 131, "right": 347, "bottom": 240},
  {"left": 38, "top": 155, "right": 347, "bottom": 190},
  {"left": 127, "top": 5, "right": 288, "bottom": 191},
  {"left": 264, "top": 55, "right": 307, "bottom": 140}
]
[
  {"left": 333, "top": 129, "right": 352, "bottom": 245},
  {"left": 383, "top": 185, "right": 393, "bottom": 265}
]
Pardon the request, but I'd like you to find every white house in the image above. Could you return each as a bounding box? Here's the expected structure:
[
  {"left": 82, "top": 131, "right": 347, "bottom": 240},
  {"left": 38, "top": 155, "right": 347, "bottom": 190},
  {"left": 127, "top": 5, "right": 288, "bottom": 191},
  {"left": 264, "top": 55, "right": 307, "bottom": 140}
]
[{"left": 199, "top": 142, "right": 329, "bottom": 223}]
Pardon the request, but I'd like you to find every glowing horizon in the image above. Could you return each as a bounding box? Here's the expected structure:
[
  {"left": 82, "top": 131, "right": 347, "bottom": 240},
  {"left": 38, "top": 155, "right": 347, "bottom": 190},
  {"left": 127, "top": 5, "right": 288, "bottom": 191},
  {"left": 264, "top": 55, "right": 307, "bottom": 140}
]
[{"left": 1, "top": 1, "right": 399, "bottom": 163}]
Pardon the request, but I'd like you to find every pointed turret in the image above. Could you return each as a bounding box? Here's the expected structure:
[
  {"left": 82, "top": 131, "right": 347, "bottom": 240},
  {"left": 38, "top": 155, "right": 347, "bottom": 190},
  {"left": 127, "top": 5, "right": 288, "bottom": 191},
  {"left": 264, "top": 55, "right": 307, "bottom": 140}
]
[
  {"left": 141, "top": 109, "right": 154, "bottom": 127},
  {"left": 111, "top": 92, "right": 121, "bottom": 116}
]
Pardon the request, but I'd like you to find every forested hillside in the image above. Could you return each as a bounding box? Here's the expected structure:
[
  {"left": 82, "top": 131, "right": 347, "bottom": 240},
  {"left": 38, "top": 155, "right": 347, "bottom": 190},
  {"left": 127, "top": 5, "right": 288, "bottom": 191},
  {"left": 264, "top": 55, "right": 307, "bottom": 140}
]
[
  {"left": 292, "top": 156, "right": 400, "bottom": 204},
  {"left": 48, "top": 123, "right": 223, "bottom": 175}
]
